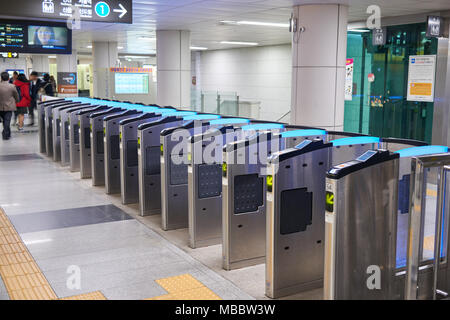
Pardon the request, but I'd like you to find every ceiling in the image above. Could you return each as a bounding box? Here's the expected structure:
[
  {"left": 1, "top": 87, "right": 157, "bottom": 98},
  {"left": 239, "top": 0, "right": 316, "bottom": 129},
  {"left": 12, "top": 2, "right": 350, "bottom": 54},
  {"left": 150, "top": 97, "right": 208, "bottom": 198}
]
[{"left": 69, "top": 0, "right": 450, "bottom": 55}]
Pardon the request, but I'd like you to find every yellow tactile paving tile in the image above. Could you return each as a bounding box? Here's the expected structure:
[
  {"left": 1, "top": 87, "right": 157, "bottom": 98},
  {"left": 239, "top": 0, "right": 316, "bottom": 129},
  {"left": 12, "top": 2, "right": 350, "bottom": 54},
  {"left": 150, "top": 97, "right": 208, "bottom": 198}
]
[
  {"left": 60, "top": 291, "right": 107, "bottom": 300},
  {"left": 0, "top": 208, "right": 58, "bottom": 300},
  {"left": 147, "top": 274, "right": 222, "bottom": 300}
]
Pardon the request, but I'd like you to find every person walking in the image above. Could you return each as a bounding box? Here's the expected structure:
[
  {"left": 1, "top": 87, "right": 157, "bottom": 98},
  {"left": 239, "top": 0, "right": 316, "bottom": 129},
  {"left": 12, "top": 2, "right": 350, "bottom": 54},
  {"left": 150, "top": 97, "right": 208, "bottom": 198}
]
[
  {"left": 29, "top": 71, "right": 43, "bottom": 126},
  {"left": 41, "top": 74, "right": 54, "bottom": 97},
  {"left": 14, "top": 73, "right": 31, "bottom": 131},
  {"left": 0, "top": 72, "right": 19, "bottom": 140}
]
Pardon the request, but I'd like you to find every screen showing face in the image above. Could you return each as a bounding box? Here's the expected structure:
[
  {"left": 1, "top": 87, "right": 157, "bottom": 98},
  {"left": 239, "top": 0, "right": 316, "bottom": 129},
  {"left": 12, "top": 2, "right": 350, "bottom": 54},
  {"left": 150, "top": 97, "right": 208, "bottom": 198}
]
[{"left": 28, "top": 25, "right": 68, "bottom": 48}]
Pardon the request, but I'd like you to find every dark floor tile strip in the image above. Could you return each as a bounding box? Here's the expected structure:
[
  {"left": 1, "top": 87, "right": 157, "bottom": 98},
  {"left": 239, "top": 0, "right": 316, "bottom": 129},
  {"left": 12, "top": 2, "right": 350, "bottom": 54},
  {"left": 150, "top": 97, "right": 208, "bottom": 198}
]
[{"left": 0, "top": 154, "right": 43, "bottom": 161}]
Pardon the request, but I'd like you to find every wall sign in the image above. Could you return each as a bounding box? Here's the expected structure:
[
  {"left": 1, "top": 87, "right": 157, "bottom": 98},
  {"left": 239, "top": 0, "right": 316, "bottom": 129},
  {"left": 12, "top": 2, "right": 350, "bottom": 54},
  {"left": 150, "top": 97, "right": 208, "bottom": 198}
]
[
  {"left": 0, "top": 0, "right": 132, "bottom": 24},
  {"left": 57, "top": 72, "right": 78, "bottom": 94},
  {"left": 372, "top": 28, "right": 387, "bottom": 46},
  {"left": 345, "top": 58, "right": 354, "bottom": 101},
  {"left": 426, "top": 16, "right": 442, "bottom": 38},
  {"left": 0, "top": 52, "right": 19, "bottom": 58},
  {"left": 407, "top": 55, "right": 436, "bottom": 103}
]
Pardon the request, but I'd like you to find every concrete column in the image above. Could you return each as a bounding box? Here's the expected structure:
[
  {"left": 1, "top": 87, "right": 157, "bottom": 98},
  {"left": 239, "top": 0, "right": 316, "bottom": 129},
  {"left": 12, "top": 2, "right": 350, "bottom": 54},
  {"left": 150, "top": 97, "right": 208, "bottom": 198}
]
[
  {"left": 290, "top": 4, "right": 348, "bottom": 131},
  {"left": 156, "top": 30, "right": 191, "bottom": 108},
  {"left": 31, "top": 55, "right": 49, "bottom": 74},
  {"left": 56, "top": 50, "right": 78, "bottom": 97},
  {"left": 92, "top": 42, "right": 118, "bottom": 98}
]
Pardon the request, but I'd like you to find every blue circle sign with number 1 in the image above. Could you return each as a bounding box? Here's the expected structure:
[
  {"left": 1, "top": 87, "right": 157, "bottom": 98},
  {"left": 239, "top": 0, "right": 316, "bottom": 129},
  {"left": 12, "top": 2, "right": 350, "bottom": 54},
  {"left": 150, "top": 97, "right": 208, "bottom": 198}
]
[{"left": 95, "top": 1, "right": 110, "bottom": 17}]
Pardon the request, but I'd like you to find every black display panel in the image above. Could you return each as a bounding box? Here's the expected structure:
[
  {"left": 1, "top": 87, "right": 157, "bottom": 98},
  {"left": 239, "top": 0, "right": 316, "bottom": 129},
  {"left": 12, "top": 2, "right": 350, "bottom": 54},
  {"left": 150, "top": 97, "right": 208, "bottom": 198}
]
[
  {"left": 0, "top": 0, "right": 132, "bottom": 24},
  {"left": 0, "top": 19, "right": 72, "bottom": 54}
]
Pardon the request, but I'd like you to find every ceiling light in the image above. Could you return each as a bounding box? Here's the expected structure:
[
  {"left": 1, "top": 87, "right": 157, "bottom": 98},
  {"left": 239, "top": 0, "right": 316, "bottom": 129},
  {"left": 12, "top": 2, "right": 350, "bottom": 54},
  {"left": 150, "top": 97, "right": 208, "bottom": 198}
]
[
  {"left": 190, "top": 46, "right": 208, "bottom": 51},
  {"left": 220, "top": 20, "right": 289, "bottom": 28},
  {"left": 348, "top": 29, "right": 370, "bottom": 33},
  {"left": 117, "top": 46, "right": 124, "bottom": 50},
  {"left": 220, "top": 41, "right": 258, "bottom": 46},
  {"left": 48, "top": 55, "right": 56, "bottom": 59},
  {"left": 139, "top": 36, "right": 156, "bottom": 40},
  {"left": 87, "top": 45, "right": 92, "bottom": 48}
]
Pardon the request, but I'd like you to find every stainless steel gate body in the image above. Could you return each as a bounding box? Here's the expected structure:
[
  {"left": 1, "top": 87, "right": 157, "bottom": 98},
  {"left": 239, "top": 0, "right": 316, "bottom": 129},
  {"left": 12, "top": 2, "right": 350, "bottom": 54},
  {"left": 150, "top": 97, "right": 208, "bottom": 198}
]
[
  {"left": 60, "top": 104, "right": 94, "bottom": 167},
  {"left": 44, "top": 102, "right": 82, "bottom": 158},
  {"left": 137, "top": 116, "right": 185, "bottom": 216},
  {"left": 104, "top": 110, "right": 142, "bottom": 194},
  {"left": 37, "top": 99, "right": 64, "bottom": 154},
  {"left": 120, "top": 113, "right": 162, "bottom": 204},
  {"left": 78, "top": 106, "right": 111, "bottom": 179},
  {"left": 161, "top": 120, "right": 221, "bottom": 231},
  {"left": 222, "top": 130, "right": 285, "bottom": 270},
  {"left": 90, "top": 108, "right": 125, "bottom": 186},
  {"left": 68, "top": 106, "right": 98, "bottom": 172},
  {"left": 188, "top": 121, "right": 252, "bottom": 248},
  {"left": 324, "top": 150, "right": 399, "bottom": 300},
  {"left": 51, "top": 103, "right": 85, "bottom": 162}
]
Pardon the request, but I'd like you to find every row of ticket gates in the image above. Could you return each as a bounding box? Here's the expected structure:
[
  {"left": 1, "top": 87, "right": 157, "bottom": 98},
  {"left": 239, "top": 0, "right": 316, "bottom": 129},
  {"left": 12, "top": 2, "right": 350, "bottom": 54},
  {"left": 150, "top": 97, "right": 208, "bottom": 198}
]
[{"left": 37, "top": 97, "right": 450, "bottom": 300}]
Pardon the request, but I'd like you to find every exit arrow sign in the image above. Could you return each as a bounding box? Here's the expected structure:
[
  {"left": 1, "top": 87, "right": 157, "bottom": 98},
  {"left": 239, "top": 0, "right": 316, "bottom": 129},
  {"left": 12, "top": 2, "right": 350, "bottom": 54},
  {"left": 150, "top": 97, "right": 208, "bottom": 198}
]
[{"left": 0, "top": 52, "right": 19, "bottom": 58}]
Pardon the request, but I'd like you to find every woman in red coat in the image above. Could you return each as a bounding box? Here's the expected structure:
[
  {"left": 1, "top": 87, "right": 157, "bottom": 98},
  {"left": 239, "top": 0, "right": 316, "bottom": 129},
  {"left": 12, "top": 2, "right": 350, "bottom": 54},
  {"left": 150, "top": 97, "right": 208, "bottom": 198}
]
[{"left": 14, "top": 73, "right": 31, "bottom": 131}]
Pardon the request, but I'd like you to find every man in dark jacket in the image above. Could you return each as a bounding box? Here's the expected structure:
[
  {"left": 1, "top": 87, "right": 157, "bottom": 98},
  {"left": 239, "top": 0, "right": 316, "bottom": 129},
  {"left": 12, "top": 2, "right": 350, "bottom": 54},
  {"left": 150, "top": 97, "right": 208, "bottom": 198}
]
[
  {"left": 29, "top": 71, "right": 43, "bottom": 126},
  {"left": 0, "top": 72, "right": 20, "bottom": 140}
]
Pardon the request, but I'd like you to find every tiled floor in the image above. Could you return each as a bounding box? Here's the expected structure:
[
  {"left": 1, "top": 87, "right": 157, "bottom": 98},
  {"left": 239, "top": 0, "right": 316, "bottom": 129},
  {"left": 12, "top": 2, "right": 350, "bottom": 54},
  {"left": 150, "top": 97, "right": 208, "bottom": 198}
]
[{"left": 0, "top": 129, "right": 254, "bottom": 300}]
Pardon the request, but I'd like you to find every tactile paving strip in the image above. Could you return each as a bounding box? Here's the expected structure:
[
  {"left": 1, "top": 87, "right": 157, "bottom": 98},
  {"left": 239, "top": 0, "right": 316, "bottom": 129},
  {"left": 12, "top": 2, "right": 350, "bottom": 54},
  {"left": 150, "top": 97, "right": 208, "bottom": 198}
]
[
  {"left": 146, "top": 274, "right": 221, "bottom": 300},
  {"left": 60, "top": 291, "right": 107, "bottom": 300}
]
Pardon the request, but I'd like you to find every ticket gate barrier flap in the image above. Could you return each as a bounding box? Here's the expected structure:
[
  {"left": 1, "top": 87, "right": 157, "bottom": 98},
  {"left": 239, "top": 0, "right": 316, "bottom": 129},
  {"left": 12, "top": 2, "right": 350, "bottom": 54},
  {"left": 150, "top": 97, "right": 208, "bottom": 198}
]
[
  {"left": 161, "top": 120, "right": 215, "bottom": 231},
  {"left": 51, "top": 103, "right": 86, "bottom": 162},
  {"left": 324, "top": 150, "right": 399, "bottom": 300},
  {"left": 120, "top": 113, "right": 162, "bottom": 205},
  {"left": 104, "top": 110, "right": 142, "bottom": 194},
  {"left": 44, "top": 102, "right": 82, "bottom": 158},
  {"left": 60, "top": 104, "right": 95, "bottom": 167},
  {"left": 266, "top": 139, "right": 332, "bottom": 298},
  {"left": 37, "top": 99, "right": 65, "bottom": 153},
  {"left": 78, "top": 106, "right": 112, "bottom": 179},
  {"left": 90, "top": 108, "right": 126, "bottom": 186},
  {"left": 222, "top": 131, "right": 287, "bottom": 270},
  {"left": 330, "top": 136, "right": 381, "bottom": 166},
  {"left": 137, "top": 116, "right": 185, "bottom": 216},
  {"left": 188, "top": 126, "right": 240, "bottom": 248},
  {"left": 326, "top": 130, "right": 369, "bottom": 142},
  {"left": 405, "top": 153, "right": 450, "bottom": 300},
  {"left": 381, "top": 137, "right": 428, "bottom": 153},
  {"left": 68, "top": 106, "right": 99, "bottom": 172}
]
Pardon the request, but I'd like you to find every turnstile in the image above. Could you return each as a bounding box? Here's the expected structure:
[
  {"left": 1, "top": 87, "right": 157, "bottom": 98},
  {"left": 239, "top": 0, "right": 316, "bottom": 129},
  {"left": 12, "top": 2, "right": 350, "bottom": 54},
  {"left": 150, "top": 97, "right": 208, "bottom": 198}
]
[
  {"left": 104, "top": 110, "right": 142, "bottom": 194},
  {"left": 137, "top": 115, "right": 193, "bottom": 216},
  {"left": 44, "top": 101, "right": 82, "bottom": 158},
  {"left": 160, "top": 116, "right": 222, "bottom": 231},
  {"left": 90, "top": 108, "right": 125, "bottom": 186},
  {"left": 37, "top": 99, "right": 64, "bottom": 153},
  {"left": 78, "top": 106, "right": 111, "bottom": 178},
  {"left": 120, "top": 112, "right": 162, "bottom": 204},
  {"left": 188, "top": 119, "right": 252, "bottom": 248},
  {"left": 60, "top": 104, "right": 93, "bottom": 167},
  {"left": 324, "top": 149, "right": 400, "bottom": 300}
]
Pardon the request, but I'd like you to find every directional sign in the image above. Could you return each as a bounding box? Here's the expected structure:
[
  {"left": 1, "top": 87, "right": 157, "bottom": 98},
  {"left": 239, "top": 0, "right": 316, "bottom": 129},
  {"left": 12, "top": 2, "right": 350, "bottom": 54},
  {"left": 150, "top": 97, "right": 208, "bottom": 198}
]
[
  {"left": 0, "top": 0, "right": 132, "bottom": 24},
  {"left": 0, "top": 52, "right": 19, "bottom": 59}
]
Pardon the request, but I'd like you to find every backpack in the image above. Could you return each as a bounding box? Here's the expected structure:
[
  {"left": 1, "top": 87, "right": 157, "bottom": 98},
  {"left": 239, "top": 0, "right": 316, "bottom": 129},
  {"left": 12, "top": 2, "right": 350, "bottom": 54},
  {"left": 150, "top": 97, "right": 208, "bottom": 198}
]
[
  {"left": 37, "top": 83, "right": 50, "bottom": 100},
  {"left": 16, "top": 86, "right": 22, "bottom": 101}
]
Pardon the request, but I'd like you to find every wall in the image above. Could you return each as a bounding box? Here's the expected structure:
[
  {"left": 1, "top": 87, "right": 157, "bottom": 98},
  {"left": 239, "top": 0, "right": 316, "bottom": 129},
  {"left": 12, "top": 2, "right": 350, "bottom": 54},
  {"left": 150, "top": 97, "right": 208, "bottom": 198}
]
[
  {"left": 196, "top": 44, "right": 292, "bottom": 121},
  {"left": 0, "top": 57, "right": 28, "bottom": 74}
]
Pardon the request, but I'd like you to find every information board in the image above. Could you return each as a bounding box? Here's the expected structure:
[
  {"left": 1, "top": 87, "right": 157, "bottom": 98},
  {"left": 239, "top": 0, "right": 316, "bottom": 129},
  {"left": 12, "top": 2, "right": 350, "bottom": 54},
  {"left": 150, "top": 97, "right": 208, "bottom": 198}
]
[
  {"left": 345, "top": 58, "right": 354, "bottom": 101},
  {"left": 0, "top": 0, "right": 132, "bottom": 24},
  {"left": 407, "top": 55, "right": 436, "bottom": 103},
  {"left": 115, "top": 73, "right": 149, "bottom": 94},
  {"left": 0, "top": 19, "right": 72, "bottom": 54}
]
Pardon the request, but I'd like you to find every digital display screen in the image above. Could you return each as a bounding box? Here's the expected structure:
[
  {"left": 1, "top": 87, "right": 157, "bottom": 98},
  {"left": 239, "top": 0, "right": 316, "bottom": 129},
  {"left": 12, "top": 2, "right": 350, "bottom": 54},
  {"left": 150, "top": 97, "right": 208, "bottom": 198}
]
[
  {"left": 114, "top": 73, "right": 149, "bottom": 94},
  {"left": 0, "top": 19, "right": 72, "bottom": 54}
]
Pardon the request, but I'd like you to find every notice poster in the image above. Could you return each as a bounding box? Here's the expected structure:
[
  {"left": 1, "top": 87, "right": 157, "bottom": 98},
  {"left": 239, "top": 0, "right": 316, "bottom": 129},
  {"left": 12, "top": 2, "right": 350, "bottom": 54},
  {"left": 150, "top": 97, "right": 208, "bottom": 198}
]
[
  {"left": 345, "top": 58, "right": 354, "bottom": 101},
  {"left": 407, "top": 55, "right": 436, "bottom": 102},
  {"left": 57, "top": 72, "right": 77, "bottom": 94}
]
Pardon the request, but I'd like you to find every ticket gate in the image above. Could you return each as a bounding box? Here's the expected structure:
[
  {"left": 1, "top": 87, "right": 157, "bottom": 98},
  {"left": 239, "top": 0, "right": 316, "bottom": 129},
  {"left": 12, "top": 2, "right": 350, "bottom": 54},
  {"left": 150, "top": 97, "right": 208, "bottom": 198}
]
[
  {"left": 188, "top": 121, "right": 257, "bottom": 248},
  {"left": 90, "top": 108, "right": 126, "bottom": 186},
  {"left": 78, "top": 106, "right": 111, "bottom": 179},
  {"left": 104, "top": 110, "right": 142, "bottom": 194},
  {"left": 160, "top": 115, "right": 222, "bottom": 231},
  {"left": 137, "top": 114, "right": 196, "bottom": 216},
  {"left": 68, "top": 105, "right": 99, "bottom": 172},
  {"left": 223, "top": 133, "right": 379, "bottom": 271},
  {"left": 44, "top": 101, "right": 82, "bottom": 158},
  {"left": 324, "top": 149, "right": 400, "bottom": 300},
  {"left": 60, "top": 104, "right": 94, "bottom": 167},
  {"left": 119, "top": 112, "right": 162, "bottom": 204},
  {"left": 37, "top": 99, "right": 64, "bottom": 153}
]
